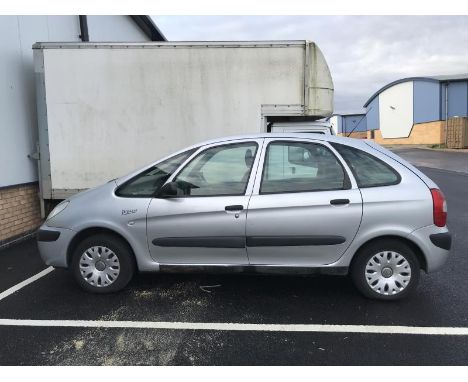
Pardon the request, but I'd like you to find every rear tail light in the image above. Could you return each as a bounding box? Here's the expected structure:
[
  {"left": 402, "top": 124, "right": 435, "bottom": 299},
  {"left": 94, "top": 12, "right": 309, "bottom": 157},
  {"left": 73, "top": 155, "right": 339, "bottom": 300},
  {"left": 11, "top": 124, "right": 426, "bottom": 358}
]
[{"left": 430, "top": 188, "right": 447, "bottom": 227}]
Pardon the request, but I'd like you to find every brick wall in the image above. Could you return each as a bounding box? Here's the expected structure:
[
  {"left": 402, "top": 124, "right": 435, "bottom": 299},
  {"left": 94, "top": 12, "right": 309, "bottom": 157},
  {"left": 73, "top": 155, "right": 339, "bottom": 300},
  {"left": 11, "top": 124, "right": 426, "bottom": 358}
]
[
  {"left": 337, "top": 132, "right": 367, "bottom": 139},
  {"left": 447, "top": 117, "right": 468, "bottom": 149},
  {"left": 0, "top": 183, "right": 43, "bottom": 245},
  {"left": 367, "top": 121, "right": 446, "bottom": 145}
]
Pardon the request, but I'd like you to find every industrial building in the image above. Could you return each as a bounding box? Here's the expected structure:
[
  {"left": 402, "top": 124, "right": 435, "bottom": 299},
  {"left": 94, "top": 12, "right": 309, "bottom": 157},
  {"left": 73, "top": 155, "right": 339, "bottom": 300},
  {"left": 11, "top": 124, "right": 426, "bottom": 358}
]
[
  {"left": 328, "top": 113, "right": 367, "bottom": 138},
  {"left": 364, "top": 74, "right": 468, "bottom": 145},
  {"left": 0, "top": 15, "right": 165, "bottom": 246}
]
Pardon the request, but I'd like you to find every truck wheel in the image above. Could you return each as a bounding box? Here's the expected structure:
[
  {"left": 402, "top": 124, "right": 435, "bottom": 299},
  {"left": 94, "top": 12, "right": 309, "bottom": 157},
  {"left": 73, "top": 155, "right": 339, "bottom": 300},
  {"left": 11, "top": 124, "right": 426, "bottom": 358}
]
[
  {"left": 71, "top": 234, "right": 135, "bottom": 293},
  {"left": 351, "top": 239, "right": 420, "bottom": 301}
]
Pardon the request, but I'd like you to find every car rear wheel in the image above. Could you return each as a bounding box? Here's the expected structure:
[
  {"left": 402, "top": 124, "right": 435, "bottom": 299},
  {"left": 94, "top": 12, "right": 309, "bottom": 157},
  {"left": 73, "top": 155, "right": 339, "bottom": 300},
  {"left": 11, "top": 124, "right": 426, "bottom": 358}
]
[
  {"left": 351, "top": 239, "right": 420, "bottom": 301},
  {"left": 71, "top": 234, "right": 135, "bottom": 293}
]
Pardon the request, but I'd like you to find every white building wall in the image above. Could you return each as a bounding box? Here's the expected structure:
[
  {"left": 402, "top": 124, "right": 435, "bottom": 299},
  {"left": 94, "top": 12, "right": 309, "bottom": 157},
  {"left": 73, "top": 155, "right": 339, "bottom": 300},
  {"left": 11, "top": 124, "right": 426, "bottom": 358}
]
[
  {"left": 329, "top": 115, "right": 341, "bottom": 135},
  {"left": 87, "top": 16, "right": 149, "bottom": 41},
  {"left": 0, "top": 15, "right": 151, "bottom": 188},
  {"left": 0, "top": 16, "right": 80, "bottom": 188},
  {"left": 378, "top": 81, "right": 414, "bottom": 138}
]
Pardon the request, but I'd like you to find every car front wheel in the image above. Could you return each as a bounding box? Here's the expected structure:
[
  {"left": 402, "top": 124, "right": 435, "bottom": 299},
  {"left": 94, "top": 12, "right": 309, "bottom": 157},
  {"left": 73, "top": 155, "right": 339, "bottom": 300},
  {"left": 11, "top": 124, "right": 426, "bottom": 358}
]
[
  {"left": 71, "top": 234, "right": 135, "bottom": 293},
  {"left": 351, "top": 239, "right": 420, "bottom": 300}
]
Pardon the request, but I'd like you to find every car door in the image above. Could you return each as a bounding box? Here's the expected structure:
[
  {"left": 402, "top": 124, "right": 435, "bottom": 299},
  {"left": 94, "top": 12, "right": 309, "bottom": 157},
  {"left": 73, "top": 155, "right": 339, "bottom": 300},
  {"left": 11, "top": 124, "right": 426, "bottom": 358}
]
[
  {"left": 246, "top": 138, "right": 362, "bottom": 266},
  {"left": 147, "top": 139, "right": 263, "bottom": 265}
]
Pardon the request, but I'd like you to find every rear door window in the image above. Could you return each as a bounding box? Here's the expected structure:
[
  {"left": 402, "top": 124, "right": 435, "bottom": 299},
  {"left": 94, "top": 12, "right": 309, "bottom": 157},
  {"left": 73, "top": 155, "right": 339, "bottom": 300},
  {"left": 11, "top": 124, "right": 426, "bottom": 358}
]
[{"left": 260, "top": 141, "right": 347, "bottom": 194}]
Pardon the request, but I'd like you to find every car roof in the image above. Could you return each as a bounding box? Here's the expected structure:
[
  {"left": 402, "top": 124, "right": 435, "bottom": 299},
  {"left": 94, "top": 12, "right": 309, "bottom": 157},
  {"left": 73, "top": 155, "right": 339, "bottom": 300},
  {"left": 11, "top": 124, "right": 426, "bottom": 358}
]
[
  {"left": 185, "top": 132, "right": 371, "bottom": 151},
  {"left": 176, "top": 133, "right": 437, "bottom": 189}
]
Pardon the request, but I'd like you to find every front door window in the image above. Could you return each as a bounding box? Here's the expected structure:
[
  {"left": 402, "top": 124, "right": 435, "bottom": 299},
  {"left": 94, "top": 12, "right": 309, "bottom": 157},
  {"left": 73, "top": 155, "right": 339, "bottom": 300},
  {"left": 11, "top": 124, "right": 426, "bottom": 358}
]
[{"left": 174, "top": 142, "right": 258, "bottom": 196}]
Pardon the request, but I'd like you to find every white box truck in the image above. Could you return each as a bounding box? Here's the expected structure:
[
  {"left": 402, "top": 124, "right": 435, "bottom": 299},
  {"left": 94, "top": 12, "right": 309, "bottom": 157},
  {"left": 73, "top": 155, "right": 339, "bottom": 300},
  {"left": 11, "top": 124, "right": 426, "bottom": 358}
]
[{"left": 33, "top": 40, "right": 334, "bottom": 214}]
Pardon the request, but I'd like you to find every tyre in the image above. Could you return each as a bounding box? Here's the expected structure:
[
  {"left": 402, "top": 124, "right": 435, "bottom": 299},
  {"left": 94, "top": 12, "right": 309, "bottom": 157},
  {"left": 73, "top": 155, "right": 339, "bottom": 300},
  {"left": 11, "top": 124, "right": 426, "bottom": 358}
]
[
  {"left": 71, "top": 234, "right": 135, "bottom": 293},
  {"left": 351, "top": 239, "right": 420, "bottom": 301}
]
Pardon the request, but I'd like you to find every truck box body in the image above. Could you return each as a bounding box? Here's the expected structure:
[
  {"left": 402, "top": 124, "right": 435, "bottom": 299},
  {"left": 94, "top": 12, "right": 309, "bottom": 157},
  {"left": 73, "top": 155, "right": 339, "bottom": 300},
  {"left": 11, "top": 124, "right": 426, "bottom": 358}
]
[{"left": 33, "top": 41, "right": 333, "bottom": 204}]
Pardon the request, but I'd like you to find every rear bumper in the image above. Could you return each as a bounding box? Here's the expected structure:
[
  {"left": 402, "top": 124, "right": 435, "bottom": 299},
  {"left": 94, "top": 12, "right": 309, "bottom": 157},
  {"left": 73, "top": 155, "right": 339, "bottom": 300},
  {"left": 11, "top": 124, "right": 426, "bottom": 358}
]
[
  {"left": 429, "top": 232, "right": 452, "bottom": 250},
  {"left": 37, "top": 225, "right": 76, "bottom": 268},
  {"left": 408, "top": 225, "right": 451, "bottom": 273}
]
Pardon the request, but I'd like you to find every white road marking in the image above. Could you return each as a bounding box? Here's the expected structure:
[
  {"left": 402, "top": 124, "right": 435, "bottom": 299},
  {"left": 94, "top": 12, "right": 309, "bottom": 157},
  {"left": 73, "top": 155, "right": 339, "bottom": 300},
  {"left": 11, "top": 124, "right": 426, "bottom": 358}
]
[
  {"left": 0, "top": 267, "right": 465, "bottom": 336},
  {"left": 0, "top": 267, "right": 54, "bottom": 301},
  {"left": 0, "top": 318, "right": 467, "bottom": 336}
]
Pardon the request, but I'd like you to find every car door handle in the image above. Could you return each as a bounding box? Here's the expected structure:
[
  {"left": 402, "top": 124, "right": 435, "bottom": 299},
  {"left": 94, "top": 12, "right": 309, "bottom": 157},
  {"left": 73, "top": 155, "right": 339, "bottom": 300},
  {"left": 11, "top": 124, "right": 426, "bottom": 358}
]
[
  {"left": 330, "top": 199, "right": 350, "bottom": 205},
  {"left": 225, "top": 205, "right": 244, "bottom": 211}
]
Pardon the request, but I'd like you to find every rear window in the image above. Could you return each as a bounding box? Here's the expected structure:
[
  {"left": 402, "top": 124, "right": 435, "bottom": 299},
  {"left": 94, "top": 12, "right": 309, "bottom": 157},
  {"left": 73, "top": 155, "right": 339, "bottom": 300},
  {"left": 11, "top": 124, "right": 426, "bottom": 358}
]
[{"left": 331, "top": 143, "right": 400, "bottom": 188}]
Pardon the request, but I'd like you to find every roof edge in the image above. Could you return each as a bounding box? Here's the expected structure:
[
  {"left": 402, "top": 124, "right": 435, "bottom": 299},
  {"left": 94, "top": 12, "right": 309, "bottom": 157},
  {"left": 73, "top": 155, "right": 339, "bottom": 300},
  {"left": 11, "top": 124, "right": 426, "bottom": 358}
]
[
  {"left": 363, "top": 77, "right": 439, "bottom": 108},
  {"left": 130, "top": 16, "right": 167, "bottom": 41}
]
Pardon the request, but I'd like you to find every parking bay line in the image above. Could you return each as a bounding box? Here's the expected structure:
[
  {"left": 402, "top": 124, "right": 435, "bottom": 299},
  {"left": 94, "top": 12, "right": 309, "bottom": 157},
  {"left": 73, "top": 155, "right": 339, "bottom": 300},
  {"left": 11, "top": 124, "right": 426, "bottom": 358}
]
[
  {"left": 0, "top": 267, "right": 54, "bottom": 302},
  {"left": 0, "top": 318, "right": 468, "bottom": 336}
]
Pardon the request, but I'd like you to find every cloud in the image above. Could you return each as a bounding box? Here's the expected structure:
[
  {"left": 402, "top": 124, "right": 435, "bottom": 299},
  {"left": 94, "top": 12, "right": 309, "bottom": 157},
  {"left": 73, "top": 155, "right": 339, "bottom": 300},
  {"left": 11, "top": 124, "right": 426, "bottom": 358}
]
[{"left": 152, "top": 16, "right": 468, "bottom": 113}]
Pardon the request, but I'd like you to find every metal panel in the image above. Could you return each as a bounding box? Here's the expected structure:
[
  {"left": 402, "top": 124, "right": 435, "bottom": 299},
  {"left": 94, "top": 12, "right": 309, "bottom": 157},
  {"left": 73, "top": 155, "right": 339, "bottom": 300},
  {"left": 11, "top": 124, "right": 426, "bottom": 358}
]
[
  {"left": 33, "top": 49, "right": 52, "bottom": 203},
  {"left": 34, "top": 41, "right": 312, "bottom": 49},
  {"left": 306, "top": 42, "right": 334, "bottom": 116},
  {"left": 365, "top": 97, "right": 380, "bottom": 131},
  {"left": 343, "top": 114, "right": 366, "bottom": 133},
  {"left": 39, "top": 42, "right": 333, "bottom": 192},
  {"left": 379, "top": 81, "right": 414, "bottom": 138},
  {"left": 447, "top": 81, "right": 468, "bottom": 118},
  {"left": 413, "top": 80, "right": 440, "bottom": 123}
]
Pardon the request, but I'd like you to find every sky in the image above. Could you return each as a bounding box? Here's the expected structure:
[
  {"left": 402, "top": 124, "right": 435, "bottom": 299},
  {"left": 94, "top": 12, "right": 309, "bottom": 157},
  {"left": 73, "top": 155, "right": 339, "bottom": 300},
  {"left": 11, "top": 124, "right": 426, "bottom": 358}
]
[{"left": 152, "top": 16, "right": 468, "bottom": 114}]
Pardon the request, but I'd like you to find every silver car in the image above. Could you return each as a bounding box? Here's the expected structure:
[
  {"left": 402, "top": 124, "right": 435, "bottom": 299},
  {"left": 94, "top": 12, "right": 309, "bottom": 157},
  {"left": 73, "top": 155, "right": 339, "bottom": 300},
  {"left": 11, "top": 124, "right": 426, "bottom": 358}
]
[{"left": 37, "top": 133, "right": 451, "bottom": 300}]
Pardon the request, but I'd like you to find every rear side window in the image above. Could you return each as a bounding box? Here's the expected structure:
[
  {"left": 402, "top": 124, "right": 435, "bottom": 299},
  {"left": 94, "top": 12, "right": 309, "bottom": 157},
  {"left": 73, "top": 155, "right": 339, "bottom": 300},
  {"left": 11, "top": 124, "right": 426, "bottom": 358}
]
[{"left": 331, "top": 143, "right": 400, "bottom": 188}]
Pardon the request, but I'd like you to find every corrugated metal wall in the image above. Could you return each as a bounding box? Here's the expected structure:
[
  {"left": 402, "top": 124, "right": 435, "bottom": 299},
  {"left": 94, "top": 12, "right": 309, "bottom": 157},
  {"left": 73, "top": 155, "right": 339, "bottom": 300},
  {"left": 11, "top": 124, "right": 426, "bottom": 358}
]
[
  {"left": 413, "top": 80, "right": 440, "bottom": 123},
  {"left": 446, "top": 81, "right": 468, "bottom": 118},
  {"left": 365, "top": 97, "right": 379, "bottom": 131},
  {"left": 342, "top": 114, "right": 367, "bottom": 133}
]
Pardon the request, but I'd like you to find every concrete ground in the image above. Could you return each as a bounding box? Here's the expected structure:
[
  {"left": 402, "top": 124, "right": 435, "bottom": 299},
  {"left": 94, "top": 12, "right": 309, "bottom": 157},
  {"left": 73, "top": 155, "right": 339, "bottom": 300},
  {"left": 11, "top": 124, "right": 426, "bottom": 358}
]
[{"left": 0, "top": 148, "right": 468, "bottom": 365}]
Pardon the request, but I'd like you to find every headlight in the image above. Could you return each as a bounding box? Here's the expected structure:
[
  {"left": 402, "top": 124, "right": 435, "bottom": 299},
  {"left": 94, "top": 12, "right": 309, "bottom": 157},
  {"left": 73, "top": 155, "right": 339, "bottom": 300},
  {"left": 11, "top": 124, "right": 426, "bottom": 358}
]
[{"left": 46, "top": 201, "right": 70, "bottom": 221}]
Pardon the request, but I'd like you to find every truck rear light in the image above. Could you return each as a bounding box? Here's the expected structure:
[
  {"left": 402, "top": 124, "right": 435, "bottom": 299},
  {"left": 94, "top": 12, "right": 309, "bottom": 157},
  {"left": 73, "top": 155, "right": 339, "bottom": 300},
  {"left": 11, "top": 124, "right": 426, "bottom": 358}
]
[{"left": 430, "top": 188, "right": 447, "bottom": 227}]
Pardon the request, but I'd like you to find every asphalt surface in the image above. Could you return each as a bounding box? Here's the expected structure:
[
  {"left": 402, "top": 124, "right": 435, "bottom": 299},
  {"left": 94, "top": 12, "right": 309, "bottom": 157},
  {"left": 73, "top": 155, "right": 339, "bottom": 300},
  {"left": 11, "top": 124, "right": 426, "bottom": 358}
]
[
  {"left": 391, "top": 147, "right": 468, "bottom": 174},
  {"left": 0, "top": 148, "right": 467, "bottom": 365}
]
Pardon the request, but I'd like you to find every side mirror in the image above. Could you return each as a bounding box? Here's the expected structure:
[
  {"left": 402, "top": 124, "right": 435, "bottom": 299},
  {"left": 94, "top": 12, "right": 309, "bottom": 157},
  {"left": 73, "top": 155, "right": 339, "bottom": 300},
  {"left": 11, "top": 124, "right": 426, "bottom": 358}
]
[{"left": 156, "top": 181, "right": 179, "bottom": 198}]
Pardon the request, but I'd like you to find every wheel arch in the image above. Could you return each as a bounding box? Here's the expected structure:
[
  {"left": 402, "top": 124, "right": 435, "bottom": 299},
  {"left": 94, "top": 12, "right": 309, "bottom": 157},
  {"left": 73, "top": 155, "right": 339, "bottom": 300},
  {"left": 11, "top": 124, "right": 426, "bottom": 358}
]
[
  {"left": 66, "top": 226, "right": 136, "bottom": 267},
  {"left": 350, "top": 235, "right": 428, "bottom": 272}
]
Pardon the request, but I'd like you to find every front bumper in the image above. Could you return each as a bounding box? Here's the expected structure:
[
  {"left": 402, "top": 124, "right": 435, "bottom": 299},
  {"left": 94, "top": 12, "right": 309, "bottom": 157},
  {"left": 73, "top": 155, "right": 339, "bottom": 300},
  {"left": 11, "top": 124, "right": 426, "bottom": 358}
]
[
  {"left": 37, "top": 225, "right": 76, "bottom": 268},
  {"left": 408, "top": 225, "right": 451, "bottom": 273}
]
